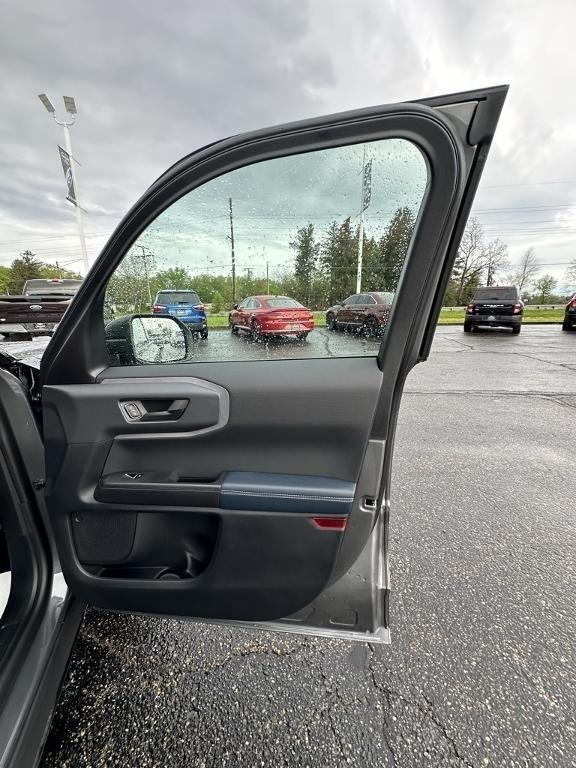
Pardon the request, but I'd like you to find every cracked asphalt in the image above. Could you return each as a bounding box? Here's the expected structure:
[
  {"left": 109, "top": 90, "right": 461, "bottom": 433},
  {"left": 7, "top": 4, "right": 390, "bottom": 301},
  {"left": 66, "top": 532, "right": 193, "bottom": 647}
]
[{"left": 40, "top": 326, "right": 576, "bottom": 768}]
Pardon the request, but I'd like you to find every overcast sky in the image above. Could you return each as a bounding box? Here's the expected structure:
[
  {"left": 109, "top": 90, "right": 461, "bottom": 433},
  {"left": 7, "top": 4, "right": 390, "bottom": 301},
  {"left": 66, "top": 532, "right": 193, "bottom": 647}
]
[{"left": 1, "top": 0, "right": 575, "bottom": 287}]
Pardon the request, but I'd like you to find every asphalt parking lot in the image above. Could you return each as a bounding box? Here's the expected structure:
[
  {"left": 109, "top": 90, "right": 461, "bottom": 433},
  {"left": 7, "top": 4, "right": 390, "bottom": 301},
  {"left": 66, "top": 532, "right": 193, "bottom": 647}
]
[{"left": 38, "top": 325, "right": 576, "bottom": 768}]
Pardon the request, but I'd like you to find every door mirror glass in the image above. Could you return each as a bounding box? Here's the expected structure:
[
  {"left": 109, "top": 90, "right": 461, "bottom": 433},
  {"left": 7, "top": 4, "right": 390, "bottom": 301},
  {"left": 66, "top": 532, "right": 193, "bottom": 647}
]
[{"left": 105, "top": 315, "right": 189, "bottom": 366}]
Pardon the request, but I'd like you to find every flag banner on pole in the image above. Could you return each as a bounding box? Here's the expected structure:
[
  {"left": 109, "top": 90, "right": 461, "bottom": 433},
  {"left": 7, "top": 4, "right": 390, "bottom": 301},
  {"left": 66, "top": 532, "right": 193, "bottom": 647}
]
[
  {"left": 58, "top": 145, "right": 77, "bottom": 206},
  {"left": 362, "top": 159, "right": 372, "bottom": 211}
]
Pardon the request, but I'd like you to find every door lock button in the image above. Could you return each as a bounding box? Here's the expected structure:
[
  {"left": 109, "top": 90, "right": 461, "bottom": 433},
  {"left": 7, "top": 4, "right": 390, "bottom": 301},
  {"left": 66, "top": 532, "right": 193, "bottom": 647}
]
[{"left": 123, "top": 402, "right": 142, "bottom": 420}]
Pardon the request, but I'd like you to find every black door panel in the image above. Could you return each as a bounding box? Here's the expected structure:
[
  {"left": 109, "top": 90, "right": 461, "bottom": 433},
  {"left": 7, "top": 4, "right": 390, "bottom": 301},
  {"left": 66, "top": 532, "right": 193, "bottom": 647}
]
[{"left": 43, "top": 358, "right": 381, "bottom": 620}]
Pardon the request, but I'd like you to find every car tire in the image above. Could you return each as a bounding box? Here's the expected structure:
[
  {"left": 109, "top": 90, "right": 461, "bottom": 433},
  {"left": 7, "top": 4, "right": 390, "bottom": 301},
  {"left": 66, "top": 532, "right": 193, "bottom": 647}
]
[
  {"left": 297, "top": 332, "right": 309, "bottom": 341},
  {"left": 229, "top": 318, "right": 238, "bottom": 334},
  {"left": 326, "top": 313, "right": 338, "bottom": 331},
  {"left": 200, "top": 329, "right": 209, "bottom": 339},
  {"left": 463, "top": 322, "right": 472, "bottom": 333},
  {"left": 363, "top": 315, "right": 380, "bottom": 338},
  {"left": 562, "top": 320, "right": 572, "bottom": 331},
  {"left": 512, "top": 325, "right": 521, "bottom": 335},
  {"left": 250, "top": 320, "right": 262, "bottom": 342}
]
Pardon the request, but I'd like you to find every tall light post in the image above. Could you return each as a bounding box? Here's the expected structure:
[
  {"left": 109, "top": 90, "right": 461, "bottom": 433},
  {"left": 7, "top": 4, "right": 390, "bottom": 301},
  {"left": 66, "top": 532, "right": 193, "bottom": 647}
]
[{"left": 38, "top": 94, "right": 89, "bottom": 275}]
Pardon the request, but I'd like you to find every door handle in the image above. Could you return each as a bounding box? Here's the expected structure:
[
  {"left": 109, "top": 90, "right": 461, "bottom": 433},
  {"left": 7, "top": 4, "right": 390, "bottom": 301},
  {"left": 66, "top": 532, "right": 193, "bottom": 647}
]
[{"left": 120, "top": 399, "right": 189, "bottom": 423}]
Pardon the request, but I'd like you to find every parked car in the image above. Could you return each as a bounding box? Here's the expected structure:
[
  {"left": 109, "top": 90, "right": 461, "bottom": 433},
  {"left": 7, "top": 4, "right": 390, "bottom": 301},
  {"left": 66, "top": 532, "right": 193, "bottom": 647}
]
[
  {"left": 152, "top": 289, "right": 208, "bottom": 338},
  {"left": 326, "top": 292, "right": 394, "bottom": 336},
  {"left": 0, "top": 277, "right": 82, "bottom": 340},
  {"left": 562, "top": 294, "right": 576, "bottom": 331},
  {"left": 0, "top": 85, "right": 506, "bottom": 767},
  {"left": 229, "top": 295, "right": 314, "bottom": 340},
  {"left": 464, "top": 286, "right": 524, "bottom": 334}
]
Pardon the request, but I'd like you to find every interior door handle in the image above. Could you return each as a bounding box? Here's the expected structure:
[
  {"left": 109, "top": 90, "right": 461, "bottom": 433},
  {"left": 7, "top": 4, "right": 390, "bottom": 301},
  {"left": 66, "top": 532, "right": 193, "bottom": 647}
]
[{"left": 120, "top": 399, "right": 189, "bottom": 422}]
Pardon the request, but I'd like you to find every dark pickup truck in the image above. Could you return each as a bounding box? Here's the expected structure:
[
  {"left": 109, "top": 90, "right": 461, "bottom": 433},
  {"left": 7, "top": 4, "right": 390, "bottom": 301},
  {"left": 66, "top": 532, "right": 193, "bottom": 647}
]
[{"left": 0, "top": 278, "right": 82, "bottom": 340}]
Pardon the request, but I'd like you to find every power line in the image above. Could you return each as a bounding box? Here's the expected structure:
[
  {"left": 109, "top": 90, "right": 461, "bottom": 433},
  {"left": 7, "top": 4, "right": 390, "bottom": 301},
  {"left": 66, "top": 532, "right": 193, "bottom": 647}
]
[{"left": 482, "top": 180, "right": 576, "bottom": 188}]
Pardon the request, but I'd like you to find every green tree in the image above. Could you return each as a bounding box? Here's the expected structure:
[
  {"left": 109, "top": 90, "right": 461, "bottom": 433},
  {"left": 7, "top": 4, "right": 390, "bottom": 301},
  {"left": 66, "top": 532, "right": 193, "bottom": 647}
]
[
  {"left": 0, "top": 266, "right": 11, "bottom": 294},
  {"left": 378, "top": 207, "right": 416, "bottom": 291},
  {"left": 38, "top": 263, "right": 82, "bottom": 279},
  {"left": 320, "top": 218, "right": 357, "bottom": 305},
  {"left": 358, "top": 234, "right": 380, "bottom": 292},
  {"left": 211, "top": 291, "right": 224, "bottom": 313},
  {"left": 105, "top": 252, "right": 151, "bottom": 314},
  {"left": 149, "top": 266, "right": 192, "bottom": 298},
  {"left": 290, "top": 223, "right": 318, "bottom": 305},
  {"left": 7, "top": 250, "right": 43, "bottom": 293},
  {"left": 531, "top": 274, "right": 558, "bottom": 303}
]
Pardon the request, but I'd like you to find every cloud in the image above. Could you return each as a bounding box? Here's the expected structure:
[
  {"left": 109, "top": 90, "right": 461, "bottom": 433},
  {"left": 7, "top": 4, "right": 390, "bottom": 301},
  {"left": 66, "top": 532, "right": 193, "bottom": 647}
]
[{"left": 0, "top": 0, "right": 575, "bottom": 285}]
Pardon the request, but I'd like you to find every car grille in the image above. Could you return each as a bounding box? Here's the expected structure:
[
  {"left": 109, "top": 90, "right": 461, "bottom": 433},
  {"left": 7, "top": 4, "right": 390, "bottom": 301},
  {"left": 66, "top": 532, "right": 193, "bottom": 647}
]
[{"left": 476, "top": 304, "right": 514, "bottom": 316}]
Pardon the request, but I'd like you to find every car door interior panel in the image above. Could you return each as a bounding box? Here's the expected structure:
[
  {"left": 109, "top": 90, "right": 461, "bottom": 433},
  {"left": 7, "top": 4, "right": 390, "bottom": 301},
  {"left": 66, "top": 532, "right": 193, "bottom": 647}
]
[
  {"left": 38, "top": 86, "right": 507, "bottom": 641},
  {"left": 43, "top": 358, "right": 382, "bottom": 621}
]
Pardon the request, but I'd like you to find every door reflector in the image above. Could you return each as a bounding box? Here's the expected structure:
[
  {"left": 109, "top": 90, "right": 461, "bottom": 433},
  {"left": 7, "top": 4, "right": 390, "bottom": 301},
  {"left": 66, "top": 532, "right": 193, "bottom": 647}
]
[{"left": 311, "top": 517, "right": 348, "bottom": 531}]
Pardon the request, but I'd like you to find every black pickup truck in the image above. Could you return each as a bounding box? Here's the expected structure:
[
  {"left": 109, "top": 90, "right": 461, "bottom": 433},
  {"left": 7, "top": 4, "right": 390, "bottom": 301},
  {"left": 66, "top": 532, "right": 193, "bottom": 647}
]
[{"left": 0, "top": 278, "right": 82, "bottom": 340}]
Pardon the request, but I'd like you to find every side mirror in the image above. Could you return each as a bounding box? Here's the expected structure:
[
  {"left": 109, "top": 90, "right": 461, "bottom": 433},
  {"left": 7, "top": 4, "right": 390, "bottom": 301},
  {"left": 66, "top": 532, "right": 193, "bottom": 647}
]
[
  {"left": 105, "top": 314, "right": 191, "bottom": 365},
  {"left": 233, "top": 304, "right": 239, "bottom": 310}
]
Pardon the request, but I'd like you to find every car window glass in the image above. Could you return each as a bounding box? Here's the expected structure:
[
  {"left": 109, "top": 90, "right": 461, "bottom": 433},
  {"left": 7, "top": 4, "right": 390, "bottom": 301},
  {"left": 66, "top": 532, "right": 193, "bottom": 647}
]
[{"left": 104, "top": 137, "right": 428, "bottom": 364}]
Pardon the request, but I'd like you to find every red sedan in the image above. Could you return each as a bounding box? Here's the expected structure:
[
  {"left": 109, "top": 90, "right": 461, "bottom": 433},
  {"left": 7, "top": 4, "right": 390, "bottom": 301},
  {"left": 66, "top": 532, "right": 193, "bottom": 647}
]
[{"left": 229, "top": 295, "right": 314, "bottom": 340}]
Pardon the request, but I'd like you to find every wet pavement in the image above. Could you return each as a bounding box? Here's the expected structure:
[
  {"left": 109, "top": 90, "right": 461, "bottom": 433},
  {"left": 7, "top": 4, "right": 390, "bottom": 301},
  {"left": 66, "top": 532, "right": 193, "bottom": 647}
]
[{"left": 40, "top": 326, "right": 576, "bottom": 767}]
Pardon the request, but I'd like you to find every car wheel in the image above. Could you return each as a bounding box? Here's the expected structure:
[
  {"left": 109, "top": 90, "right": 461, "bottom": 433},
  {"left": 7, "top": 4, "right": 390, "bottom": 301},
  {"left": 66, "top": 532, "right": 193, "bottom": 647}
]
[
  {"left": 562, "top": 320, "right": 572, "bottom": 331},
  {"left": 363, "top": 315, "right": 380, "bottom": 338},
  {"left": 512, "top": 325, "right": 521, "bottom": 335},
  {"left": 229, "top": 318, "right": 238, "bottom": 334},
  {"left": 326, "top": 313, "right": 337, "bottom": 331},
  {"left": 200, "top": 328, "right": 209, "bottom": 339},
  {"left": 463, "top": 322, "right": 472, "bottom": 333},
  {"left": 297, "top": 332, "right": 309, "bottom": 341},
  {"left": 250, "top": 320, "right": 262, "bottom": 342}
]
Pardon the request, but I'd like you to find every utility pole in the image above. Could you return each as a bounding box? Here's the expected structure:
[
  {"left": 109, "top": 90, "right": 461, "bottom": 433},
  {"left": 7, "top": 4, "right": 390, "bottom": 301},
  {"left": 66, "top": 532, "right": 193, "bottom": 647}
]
[
  {"left": 356, "top": 145, "right": 367, "bottom": 294},
  {"left": 229, "top": 197, "right": 236, "bottom": 304},
  {"left": 135, "top": 245, "right": 154, "bottom": 306},
  {"left": 38, "top": 94, "right": 89, "bottom": 275}
]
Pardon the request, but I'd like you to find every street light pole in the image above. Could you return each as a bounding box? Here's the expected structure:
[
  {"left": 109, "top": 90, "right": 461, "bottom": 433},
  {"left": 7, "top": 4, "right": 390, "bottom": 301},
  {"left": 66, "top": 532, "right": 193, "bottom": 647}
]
[
  {"left": 38, "top": 94, "right": 89, "bottom": 275},
  {"left": 356, "top": 145, "right": 367, "bottom": 294},
  {"left": 228, "top": 197, "right": 236, "bottom": 304}
]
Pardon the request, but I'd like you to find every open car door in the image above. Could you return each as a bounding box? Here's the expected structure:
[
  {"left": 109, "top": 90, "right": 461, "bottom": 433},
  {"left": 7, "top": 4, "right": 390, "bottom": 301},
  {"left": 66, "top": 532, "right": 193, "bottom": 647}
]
[{"left": 40, "top": 86, "right": 507, "bottom": 643}]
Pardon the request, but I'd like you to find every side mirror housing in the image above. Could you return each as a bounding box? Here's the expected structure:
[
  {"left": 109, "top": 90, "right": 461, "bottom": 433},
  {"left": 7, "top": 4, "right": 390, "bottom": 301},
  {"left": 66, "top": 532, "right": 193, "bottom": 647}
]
[
  {"left": 105, "top": 314, "right": 191, "bottom": 366},
  {"left": 233, "top": 304, "right": 239, "bottom": 310}
]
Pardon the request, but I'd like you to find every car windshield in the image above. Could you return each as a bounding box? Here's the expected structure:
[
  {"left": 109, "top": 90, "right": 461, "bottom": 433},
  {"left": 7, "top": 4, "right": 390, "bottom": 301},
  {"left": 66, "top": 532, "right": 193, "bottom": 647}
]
[
  {"left": 373, "top": 292, "right": 395, "bottom": 304},
  {"left": 156, "top": 292, "right": 200, "bottom": 305},
  {"left": 474, "top": 287, "right": 518, "bottom": 301},
  {"left": 23, "top": 279, "right": 82, "bottom": 296},
  {"left": 265, "top": 298, "right": 304, "bottom": 308}
]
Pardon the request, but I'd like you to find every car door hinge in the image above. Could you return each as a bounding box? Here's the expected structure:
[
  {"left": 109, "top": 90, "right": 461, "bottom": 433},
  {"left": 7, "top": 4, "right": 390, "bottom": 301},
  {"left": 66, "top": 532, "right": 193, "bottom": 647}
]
[{"left": 32, "top": 479, "right": 46, "bottom": 490}]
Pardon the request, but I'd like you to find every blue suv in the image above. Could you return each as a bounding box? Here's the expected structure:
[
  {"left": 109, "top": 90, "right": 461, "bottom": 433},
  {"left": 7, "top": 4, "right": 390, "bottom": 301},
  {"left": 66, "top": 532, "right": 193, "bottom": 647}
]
[{"left": 152, "top": 289, "right": 208, "bottom": 338}]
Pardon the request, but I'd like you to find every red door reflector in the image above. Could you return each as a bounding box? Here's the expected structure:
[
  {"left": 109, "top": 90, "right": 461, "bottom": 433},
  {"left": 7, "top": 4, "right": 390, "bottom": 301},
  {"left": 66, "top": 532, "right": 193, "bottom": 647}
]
[{"left": 311, "top": 517, "right": 348, "bottom": 531}]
